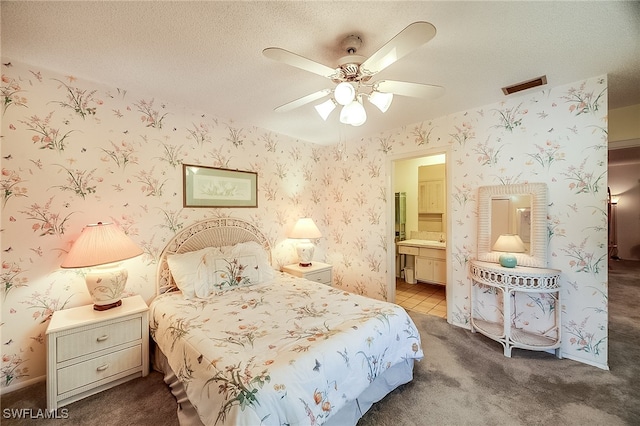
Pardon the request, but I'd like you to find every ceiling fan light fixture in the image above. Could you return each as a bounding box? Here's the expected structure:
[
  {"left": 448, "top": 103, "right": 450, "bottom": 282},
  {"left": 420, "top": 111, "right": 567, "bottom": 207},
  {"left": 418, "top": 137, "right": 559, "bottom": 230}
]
[
  {"left": 351, "top": 102, "right": 367, "bottom": 126},
  {"left": 334, "top": 82, "right": 356, "bottom": 106},
  {"left": 338, "top": 104, "right": 351, "bottom": 125},
  {"left": 340, "top": 99, "right": 367, "bottom": 126},
  {"left": 314, "top": 99, "right": 336, "bottom": 121},
  {"left": 263, "top": 22, "right": 441, "bottom": 129},
  {"left": 369, "top": 91, "right": 394, "bottom": 113}
]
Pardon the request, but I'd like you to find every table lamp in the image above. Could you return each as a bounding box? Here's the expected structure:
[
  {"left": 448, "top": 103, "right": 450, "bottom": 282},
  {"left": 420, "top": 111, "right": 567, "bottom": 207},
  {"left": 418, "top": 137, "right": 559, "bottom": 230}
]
[
  {"left": 289, "top": 218, "right": 322, "bottom": 267},
  {"left": 492, "top": 234, "right": 525, "bottom": 268},
  {"left": 61, "top": 222, "right": 143, "bottom": 310}
]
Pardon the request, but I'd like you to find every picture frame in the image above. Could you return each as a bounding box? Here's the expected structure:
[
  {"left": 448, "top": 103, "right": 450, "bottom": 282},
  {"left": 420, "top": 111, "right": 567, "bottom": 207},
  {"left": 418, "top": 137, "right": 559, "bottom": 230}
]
[{"left": 183, "top": 164, "right": 258, "bottom": 208}]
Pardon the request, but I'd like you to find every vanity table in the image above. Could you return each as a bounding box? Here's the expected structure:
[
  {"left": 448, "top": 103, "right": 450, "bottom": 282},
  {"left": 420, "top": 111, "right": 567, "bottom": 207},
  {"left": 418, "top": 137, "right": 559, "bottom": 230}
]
[
  {"left": 470, "top": 260, "right": 561, "bottom": 357},
  {"left": 471, "top": 183, "right": 562, "bottom": 358}
]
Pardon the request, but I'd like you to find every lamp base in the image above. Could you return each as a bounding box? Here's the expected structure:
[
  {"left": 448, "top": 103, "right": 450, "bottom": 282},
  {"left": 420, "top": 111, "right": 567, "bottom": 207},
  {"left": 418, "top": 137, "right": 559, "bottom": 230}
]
[
  {"left": 499, "top": 254, "right": 518, "bottom": 268},
  {"left": 296, "top": 240, "right": 315, "bottom": 268},
  {"left": 85, "top": 263, "right": 128, "bottom": 310},
  {"left": 93, "top": 300, "right": 122, "bottom": 311}
]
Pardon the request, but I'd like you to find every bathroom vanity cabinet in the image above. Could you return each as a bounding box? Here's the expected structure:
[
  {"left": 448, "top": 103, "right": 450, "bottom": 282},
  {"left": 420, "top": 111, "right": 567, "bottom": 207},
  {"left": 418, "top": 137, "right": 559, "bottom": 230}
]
[
  {"left": 397, "top": 240, "right": 446, "bottom": 285},
  {"left": 415, "top": 248, "right": 446, "bottom": 284}
]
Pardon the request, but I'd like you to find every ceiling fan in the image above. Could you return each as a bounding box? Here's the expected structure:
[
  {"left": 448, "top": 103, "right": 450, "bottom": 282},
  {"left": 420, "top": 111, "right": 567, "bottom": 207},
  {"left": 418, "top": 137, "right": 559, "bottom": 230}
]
[{"left": 263, "top": 21, "right": 444, "bottom": 127}]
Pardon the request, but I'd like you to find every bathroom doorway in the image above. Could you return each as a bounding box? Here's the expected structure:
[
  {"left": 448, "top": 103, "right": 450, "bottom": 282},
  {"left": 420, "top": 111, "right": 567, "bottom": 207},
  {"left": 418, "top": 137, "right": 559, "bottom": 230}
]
[{"left": 387, "top": 149, "right": 451, "bottom": 321}]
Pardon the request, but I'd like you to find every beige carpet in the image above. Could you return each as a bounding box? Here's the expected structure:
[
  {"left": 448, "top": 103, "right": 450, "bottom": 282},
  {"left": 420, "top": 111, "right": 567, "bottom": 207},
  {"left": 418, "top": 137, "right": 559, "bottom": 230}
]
[{"left": 2, "top": 260, "right": 638, "bottom": 425}]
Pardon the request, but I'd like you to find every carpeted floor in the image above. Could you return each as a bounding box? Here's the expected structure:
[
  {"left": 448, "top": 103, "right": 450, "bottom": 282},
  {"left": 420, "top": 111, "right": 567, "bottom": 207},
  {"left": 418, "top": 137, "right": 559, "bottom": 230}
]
[
  {"left": 2, "top": 260, "right": 638, "bottom": 425},
  {"left": 360, "top": 259, "right": 640, "bottom": 426}
]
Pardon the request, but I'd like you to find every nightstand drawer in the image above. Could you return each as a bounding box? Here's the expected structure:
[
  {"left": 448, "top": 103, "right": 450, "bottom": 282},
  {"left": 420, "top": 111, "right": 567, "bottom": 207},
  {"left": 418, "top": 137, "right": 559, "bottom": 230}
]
[
  {"left": 305, "top": 269, "right": 331, "bottom": 285},
  {"left": 57, "top": 345, "right": 142, "bottom": 395},
  {"left": 56, "top": 317, "right": 142, "bottom": 362}
]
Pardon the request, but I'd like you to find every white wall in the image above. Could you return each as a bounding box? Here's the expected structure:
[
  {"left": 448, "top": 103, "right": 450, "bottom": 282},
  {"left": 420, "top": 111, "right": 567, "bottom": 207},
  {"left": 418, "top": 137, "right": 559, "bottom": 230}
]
[
  {"left": 608, "top": 162, "right": 640, "bottom": 260},
  {"left": 608, "top": 104, "right": 640, "bottom": 260}
]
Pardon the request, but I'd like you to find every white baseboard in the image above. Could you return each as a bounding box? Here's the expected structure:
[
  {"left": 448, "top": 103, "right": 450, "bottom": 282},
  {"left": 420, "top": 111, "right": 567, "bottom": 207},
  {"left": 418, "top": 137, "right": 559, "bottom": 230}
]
[{"left": 0, "top": 375, "right": 46, "bottom": 395}]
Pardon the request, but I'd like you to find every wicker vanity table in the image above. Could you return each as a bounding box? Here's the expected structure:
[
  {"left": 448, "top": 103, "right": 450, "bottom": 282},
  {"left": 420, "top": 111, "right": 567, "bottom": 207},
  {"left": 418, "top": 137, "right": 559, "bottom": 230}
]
[{"left": 469, "top": 260, "right": 562, "bottom": 358}]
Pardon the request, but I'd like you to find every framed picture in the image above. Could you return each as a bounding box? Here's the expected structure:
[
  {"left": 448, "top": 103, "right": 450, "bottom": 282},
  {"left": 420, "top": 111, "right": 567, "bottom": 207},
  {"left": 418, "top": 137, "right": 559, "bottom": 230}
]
[{"left": 183, "top": 164, "right": 258, "bottom": 208}]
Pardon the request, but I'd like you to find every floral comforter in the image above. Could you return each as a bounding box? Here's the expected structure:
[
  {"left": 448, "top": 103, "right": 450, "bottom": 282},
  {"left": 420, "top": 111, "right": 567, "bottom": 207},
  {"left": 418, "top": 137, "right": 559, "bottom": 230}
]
[{"left": 149, "top": 272, "right": 423, "bottom": 426}]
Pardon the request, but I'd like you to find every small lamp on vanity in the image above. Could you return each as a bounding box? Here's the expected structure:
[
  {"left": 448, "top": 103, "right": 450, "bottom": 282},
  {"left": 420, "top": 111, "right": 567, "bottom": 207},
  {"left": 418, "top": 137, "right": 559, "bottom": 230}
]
[
  {"left": 61, "top": 222, "right": 143, "bottom": 311},
  {"left": 289, "top": 218, "right": 322, "bottom": 267},
  {"left": 492, "top": 234, "right": 525, "bottom": 268}
]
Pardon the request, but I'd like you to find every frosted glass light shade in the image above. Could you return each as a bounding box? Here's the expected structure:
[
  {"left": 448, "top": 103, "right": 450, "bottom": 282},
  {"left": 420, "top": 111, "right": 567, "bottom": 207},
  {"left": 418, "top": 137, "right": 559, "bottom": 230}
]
[
  {"left": 340, "top": 99, "right": 367, "bottom": 126},
  {"left": 314, "top": 99, "right": 336, "bottom": 121},
  {"left": 334, "top": 82, "right": 356, "bottom": 106},
  {"left": 350, "top": 100, "right": 367, "bottom": 126},
  {"left": 369, "top": 91, "right": 393, "bottom": 112},
  {"left": 62, "top": 222, "right": 143, "bottom": 310}
]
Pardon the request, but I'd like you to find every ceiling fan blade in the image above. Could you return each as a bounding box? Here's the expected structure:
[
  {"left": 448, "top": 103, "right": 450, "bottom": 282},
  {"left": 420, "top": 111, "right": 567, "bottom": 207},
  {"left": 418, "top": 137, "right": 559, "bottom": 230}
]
[
  {"left": 376, "top": 80, "right": 445, "bottom": 99},
  {"left": 263, "top": 47, "right": 337, "bottom": 79},
  {"left": 274, "top": 89, "right": 332, "bottom": 112},
  {"left": 360, "top": 22, "right": 436, "bottom": 75}
]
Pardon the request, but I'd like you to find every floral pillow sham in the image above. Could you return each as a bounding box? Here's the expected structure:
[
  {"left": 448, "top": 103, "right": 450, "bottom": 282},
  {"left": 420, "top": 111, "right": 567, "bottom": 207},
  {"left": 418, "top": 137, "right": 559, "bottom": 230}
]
[{"left": 166, "top": 241, "right": 274, "bottom": 299}]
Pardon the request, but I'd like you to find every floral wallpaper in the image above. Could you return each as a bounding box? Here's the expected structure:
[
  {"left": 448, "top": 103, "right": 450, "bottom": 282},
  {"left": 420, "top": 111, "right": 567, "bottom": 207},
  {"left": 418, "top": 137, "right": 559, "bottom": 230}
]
[
  {"left": 1, "top": 58, "right": 608, "bottom": 392},
  {"left": 380, "top": 76, "right": 608, "bottom": 369}
]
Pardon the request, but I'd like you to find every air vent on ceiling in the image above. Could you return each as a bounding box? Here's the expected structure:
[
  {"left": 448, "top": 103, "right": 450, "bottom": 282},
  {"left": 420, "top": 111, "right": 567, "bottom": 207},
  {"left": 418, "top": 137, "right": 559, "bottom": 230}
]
[{"left": 502, "top": 75, "right": 548, "bottom": 95}]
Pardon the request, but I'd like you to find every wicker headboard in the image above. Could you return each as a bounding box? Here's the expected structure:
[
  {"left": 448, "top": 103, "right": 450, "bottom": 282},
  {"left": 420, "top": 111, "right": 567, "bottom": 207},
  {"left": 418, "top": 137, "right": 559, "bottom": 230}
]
[{"left": 156, "top": 217, "right": 271, "bottom": 295}]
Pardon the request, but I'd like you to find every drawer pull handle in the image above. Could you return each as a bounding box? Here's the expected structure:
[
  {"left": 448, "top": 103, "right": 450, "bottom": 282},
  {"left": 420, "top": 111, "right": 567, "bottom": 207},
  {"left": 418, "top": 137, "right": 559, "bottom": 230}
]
[
  {"left": 96, "top": 335, "right": 109, "bottom": 342},
  {"left": 96, "top": 364, "right": 110, "bottom": 372}
]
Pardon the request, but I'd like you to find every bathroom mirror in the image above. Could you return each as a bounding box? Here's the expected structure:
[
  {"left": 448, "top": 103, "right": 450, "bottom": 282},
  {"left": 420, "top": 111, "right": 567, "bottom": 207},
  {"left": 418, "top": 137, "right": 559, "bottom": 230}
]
[{"left": 477, "top": 183, "right": 548, "bottom": 268}]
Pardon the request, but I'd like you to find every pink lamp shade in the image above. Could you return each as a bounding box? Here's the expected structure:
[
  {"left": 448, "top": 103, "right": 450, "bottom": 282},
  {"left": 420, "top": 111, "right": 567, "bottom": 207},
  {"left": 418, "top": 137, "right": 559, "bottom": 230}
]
[
  {"left": 289, "top": 218, "right": 322, "bottom": 267},
  {"left": 62, "top": 222, "right": 143, "bottom": 310},
  {"left": 289, "top": 218, "right": 322, "bottom": 239}
]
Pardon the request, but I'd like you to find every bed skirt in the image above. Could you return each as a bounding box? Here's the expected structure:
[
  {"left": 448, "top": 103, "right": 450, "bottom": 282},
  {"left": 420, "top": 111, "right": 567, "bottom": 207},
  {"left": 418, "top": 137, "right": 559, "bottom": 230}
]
[{"left": 152, "top": 343, "right": 415, "bottom": 426}]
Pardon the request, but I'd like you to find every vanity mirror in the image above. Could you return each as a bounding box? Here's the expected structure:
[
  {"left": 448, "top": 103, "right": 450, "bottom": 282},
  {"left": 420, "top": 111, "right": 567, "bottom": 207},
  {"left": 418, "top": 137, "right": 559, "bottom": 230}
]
[{"left": 477, "top": 183, "right": 548, "bottom": 268}]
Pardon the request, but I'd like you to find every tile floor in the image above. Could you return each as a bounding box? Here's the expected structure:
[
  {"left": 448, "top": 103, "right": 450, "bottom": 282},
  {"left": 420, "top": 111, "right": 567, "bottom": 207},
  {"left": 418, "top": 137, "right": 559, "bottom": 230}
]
[{"left": 395, "top": 278, "right": 447, "bottom": 319}]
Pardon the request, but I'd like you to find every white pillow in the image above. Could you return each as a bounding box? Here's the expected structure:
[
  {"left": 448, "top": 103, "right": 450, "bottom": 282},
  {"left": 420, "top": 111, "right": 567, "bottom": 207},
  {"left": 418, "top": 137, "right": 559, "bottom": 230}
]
[{"left": 166, "top": 247, "right": 221, "bottom": 299}]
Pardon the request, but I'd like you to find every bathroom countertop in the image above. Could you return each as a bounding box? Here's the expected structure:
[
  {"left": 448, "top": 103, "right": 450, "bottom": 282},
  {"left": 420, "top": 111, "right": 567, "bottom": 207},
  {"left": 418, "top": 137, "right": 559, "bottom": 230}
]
[{"left": 396, "top": 239, "right": 446, "bottom": 249}]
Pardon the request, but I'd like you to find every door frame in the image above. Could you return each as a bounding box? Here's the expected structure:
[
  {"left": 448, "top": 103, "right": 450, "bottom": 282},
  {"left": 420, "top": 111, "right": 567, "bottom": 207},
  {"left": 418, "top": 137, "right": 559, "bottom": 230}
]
[{"left": 385, "top": 146, "right": 453, "bottom": 324}]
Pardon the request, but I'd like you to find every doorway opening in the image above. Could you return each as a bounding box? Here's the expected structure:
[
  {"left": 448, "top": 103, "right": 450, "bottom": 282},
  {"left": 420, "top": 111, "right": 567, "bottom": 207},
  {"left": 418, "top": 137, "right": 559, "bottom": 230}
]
[{"left": 388, "top": 149, "right": 451, "bottom": 321}]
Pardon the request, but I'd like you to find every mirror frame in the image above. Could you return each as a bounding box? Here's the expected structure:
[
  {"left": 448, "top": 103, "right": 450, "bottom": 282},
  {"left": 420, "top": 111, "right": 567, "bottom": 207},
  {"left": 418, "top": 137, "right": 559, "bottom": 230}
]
[{"left": 477, "top": 183, "right": 548, "bottom": 268}]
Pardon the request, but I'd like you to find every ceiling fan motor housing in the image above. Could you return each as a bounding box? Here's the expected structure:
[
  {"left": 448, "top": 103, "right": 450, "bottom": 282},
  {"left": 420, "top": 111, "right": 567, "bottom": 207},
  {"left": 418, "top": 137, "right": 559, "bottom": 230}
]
[
  {"left": 341, "top": 34, "right": 362, "bottom": 54},
  {"left": 331, "top": 34, "right": 373, "bottom": 84}
]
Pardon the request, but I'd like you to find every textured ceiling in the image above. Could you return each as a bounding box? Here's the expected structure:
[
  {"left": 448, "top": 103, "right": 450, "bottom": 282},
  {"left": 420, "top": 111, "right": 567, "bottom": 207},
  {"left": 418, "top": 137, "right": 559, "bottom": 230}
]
[{"left": 2, "top": 1, "right": 639, "bottom": 146}]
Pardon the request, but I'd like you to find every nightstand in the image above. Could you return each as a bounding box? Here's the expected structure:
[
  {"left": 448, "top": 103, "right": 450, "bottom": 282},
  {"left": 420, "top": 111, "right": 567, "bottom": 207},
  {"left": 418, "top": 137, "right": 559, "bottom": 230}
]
[
  {"left": 46, "top": 295, "right": 149, "bottom": 411},
  {"left": 282, "top": 262, "right": 333, "bottom": 286}
]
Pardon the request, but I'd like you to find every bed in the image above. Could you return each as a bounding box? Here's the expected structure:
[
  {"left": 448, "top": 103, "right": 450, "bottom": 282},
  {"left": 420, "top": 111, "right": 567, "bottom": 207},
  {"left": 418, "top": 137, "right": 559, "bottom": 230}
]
[{"left": 150, "top": 217, "right": 423, "bottom": 425}]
